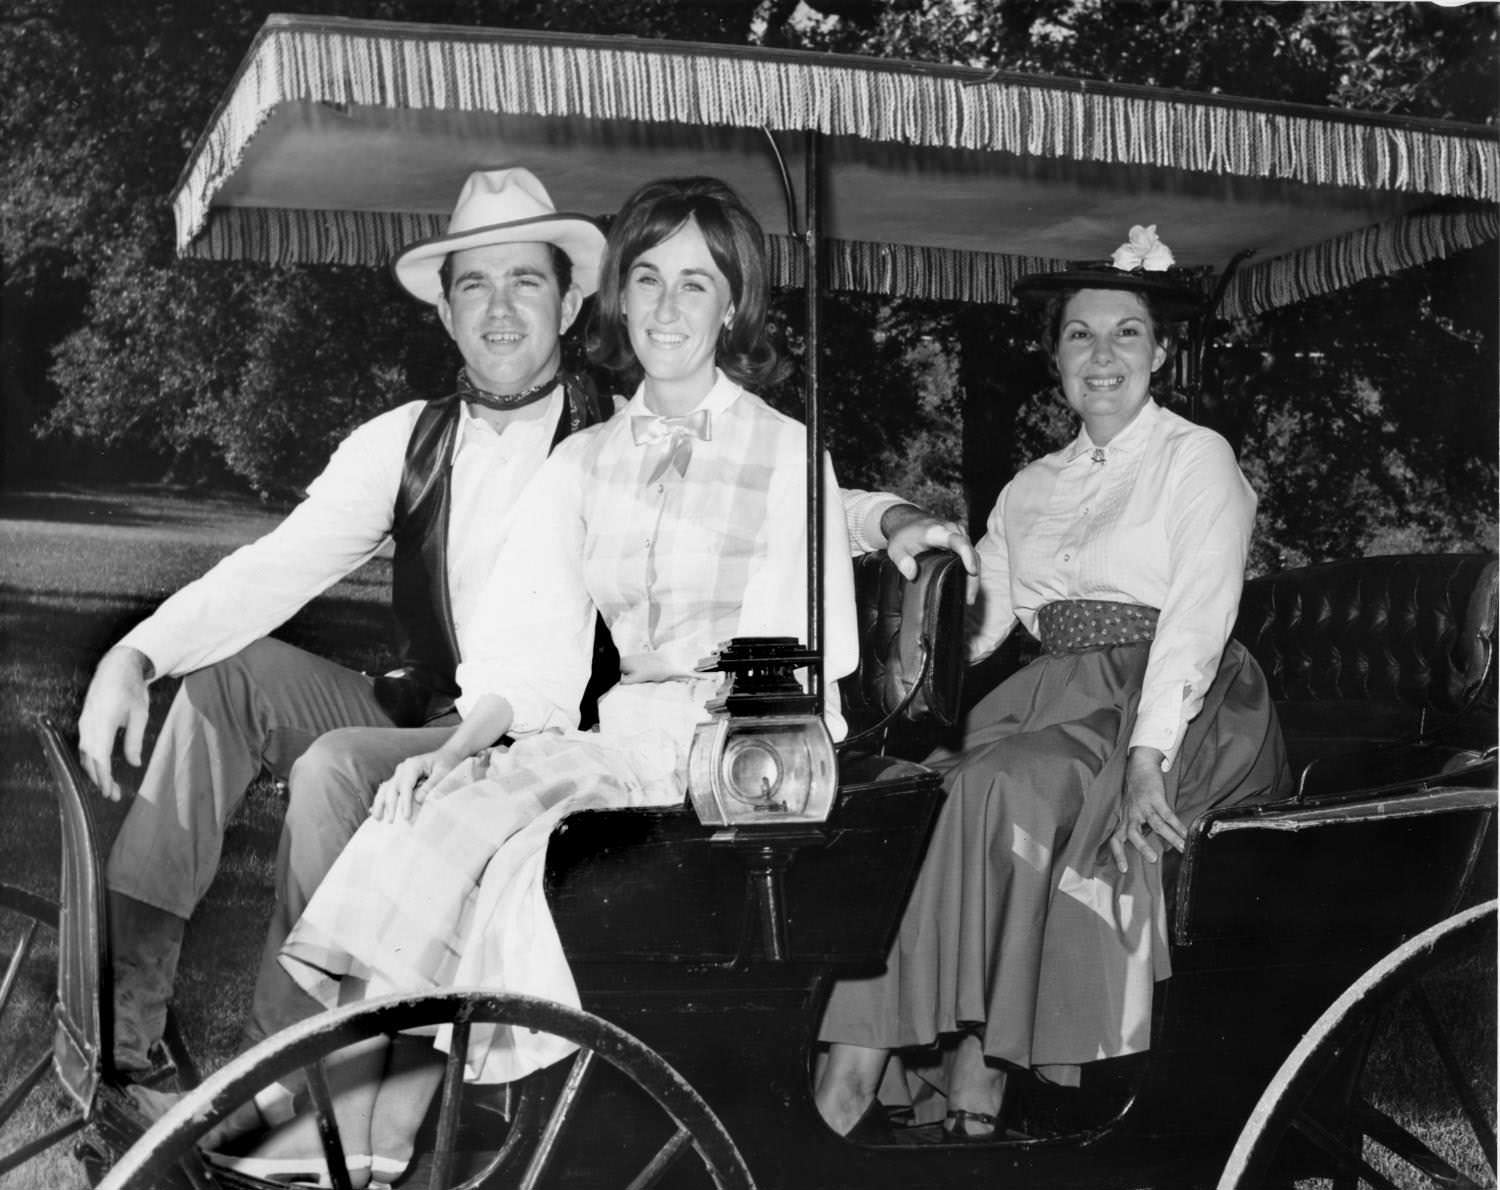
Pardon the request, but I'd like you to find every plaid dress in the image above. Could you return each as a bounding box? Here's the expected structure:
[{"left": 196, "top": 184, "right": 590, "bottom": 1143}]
[{"left": 282, "top": 373, "right": 856, "bottom": 1082}]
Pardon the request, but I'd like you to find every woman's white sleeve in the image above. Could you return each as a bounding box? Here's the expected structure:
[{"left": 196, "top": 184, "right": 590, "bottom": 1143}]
[
  {"left": 736, "top": 453, "right": 858, "bottom": 740},
  {"left": 455, "top": 442, "right": 597, "bottom": 734},
  {"left": 1131, "top": 435, "right": 1256, "bottom": 766}
]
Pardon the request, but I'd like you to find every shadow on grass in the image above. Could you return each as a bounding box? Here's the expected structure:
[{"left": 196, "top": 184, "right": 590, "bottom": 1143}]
[
  {"left": 0, "top": 592, "right": 397, "bottom": 791},
  {"left": 0, "top": 484, "right": 294, "bottom": 533},
  {"left": 1, "top": 485, "right": 406, "bottom": 1190}
]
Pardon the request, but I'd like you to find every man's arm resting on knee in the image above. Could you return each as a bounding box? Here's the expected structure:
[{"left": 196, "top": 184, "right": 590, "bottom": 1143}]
[{"left": 78, "top": 644, "right": 155, "bottom": 802}]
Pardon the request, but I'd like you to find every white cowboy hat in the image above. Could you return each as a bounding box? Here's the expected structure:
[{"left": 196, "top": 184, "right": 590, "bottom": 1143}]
[{"left": 393, "top": 167, "right": 605, "bottom": 304}]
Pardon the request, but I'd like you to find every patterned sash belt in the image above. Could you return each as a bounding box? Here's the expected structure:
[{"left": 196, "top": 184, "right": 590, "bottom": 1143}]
[{"left": 1036, "top": 600, "right": 1160, "bottom": 656}]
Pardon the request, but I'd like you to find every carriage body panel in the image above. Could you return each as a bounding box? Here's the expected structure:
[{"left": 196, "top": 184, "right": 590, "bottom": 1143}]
[{"left": 531, "top": 549, "right": 1498, "bottom": 1187}]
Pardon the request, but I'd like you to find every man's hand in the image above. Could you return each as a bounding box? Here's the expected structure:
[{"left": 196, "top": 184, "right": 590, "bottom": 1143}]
[
  {"left": 78, "top": 645, "right": 154, "bottom": 801},
  {"left": 1108, "top": 746, "right": 1187, "bottom": 874},
  {"left": 879, "top": 503, "right": 980, "bottom": 592}
]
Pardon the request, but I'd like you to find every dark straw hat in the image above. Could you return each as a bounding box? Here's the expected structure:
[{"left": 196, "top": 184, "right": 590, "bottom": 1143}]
[{"left": 1013, "top": 225, "right": 1205, "bottom": 322}]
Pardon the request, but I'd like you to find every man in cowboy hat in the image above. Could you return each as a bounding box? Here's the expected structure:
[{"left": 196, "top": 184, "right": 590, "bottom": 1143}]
[{"left": 77, "top": 166, "right": 975, "bottom": 1076}]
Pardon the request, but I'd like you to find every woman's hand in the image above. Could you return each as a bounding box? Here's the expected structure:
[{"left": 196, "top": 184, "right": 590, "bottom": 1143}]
[
  {"left": 1108, "top": 747, "right": 1187, "bottom": 874},
  {"left": 368, "top": 698, "right": 511, "bottom": 823},
  {"left": 370, "top": 749, "right": 461, "bottom": 824},
  {"left": 880, "top": 503, "right": 980, "bottom": 599},
  {"left": 619, "top": 651, "right": 680, "bottom": 684}
]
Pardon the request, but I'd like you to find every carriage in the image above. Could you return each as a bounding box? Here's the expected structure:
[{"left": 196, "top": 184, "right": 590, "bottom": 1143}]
[{"left": 1, "top": 14, "right": 1496, "bottom": 1190}]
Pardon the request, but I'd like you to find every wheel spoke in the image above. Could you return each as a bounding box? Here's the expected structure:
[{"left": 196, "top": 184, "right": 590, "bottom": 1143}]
[
  {"left": 304, "top": 1060, "right": 357, "bottom": 1190},
  {"left": 0, "top": 919, "right": 38, "bottom": 1015},
  {"left": 1414, "top": 985, "right": 1498, "bottom": 1171},
  {"left": 451, "top": 1070, "right": 550, "bottom": 1190},
  {"left": 518, "top": 1049, "right": 593, "bottom": 1190},
  {"left": 429, "top": 1017, "right": 470, "bottom": 1188},
  {"left": 1292, "top": 1111, "right": 1406, "bottom": 1190},
  {"left": 1355, "top": 1100, "right": 1482, "bottom": 1190},
  {"left": 622, "top": 1125, "right": 692, "bottom": 1190},
  {"left": 0, "top": 1048, "right": 51, "bottom": 1128},
  {"left": 0, "top": 1113, "right": 87, "bottom": 1179}
]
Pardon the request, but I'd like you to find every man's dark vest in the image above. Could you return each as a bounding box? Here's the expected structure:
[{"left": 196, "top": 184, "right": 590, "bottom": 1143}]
[{"left": 375, "top": 376, "right": 606, "bottom": 726}]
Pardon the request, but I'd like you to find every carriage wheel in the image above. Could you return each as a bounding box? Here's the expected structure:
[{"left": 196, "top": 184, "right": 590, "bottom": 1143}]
[
  {"left": 98, "top": 989, "right": 756, "bottom": 1190},
  {"left": 1219, "top": 899, "right": 1497, "bottom": 1190},
  {"left": 0, "top": 882, "right": 79, "bottom": 1178}
]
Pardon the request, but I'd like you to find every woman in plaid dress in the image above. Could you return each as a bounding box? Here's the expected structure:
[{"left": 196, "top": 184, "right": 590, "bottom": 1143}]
[{"left": 210, "top": 177, "right": 858, "bottom": 1186}]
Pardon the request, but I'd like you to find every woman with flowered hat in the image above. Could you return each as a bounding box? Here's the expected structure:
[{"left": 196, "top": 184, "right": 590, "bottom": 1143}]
[{"left": 814, "top": 226, "right": 1290, "bottom": 1141}]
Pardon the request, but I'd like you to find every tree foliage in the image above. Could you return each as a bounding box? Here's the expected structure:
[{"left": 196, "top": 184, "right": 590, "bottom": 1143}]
[
  {"left": 4, "top": 0, "right": 783, "bottom": 496},
  {"left": 3, "top": 0, "right": 1496, "bottom": 568},
  {"left": 822, "top": 0, "right": 1499, "bottom": 566}
]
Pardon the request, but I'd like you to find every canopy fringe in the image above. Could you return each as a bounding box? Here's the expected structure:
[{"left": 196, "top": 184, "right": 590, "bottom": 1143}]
[
  {"left": 1223, "top": 207, "right": 1500, "bottom": 318},
  {"left": 189, "top": 205, "right": 1496, "bottom": 319},
  {"left": 188, "top": 208, "right": 446, "bottom": 273},
  {"left": 175, "top": 24, "right": 1500, "bottom": 258}
]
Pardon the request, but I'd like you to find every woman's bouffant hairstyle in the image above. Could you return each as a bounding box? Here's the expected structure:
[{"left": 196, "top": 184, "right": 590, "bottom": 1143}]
[
  {"left": 1037, "top": 286, "right": 1181, "bottom": 400},
  {"left": 588, "top": 176, "right": 787, "bottom": 390}
]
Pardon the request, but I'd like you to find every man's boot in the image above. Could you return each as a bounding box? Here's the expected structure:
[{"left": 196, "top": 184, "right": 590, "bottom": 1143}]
[{"left": 108, "top": 892, "right": 186, "bottom": 1078}]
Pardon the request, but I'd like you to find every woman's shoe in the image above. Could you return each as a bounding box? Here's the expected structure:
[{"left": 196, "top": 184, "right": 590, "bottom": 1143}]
[
  {"left": 843, "top": 1099, "right": 895, "bottom": 1144},
  {"left": 202, "top": 1149, "right": 372, "bottom": 1187},
  {"left": 942, "top": 1107, "right": 999, "bottom": 1141},
  {"left": 128, "top": 1081, "right": 300, "bottom": 1150},
  {"left": 370, "top": 1154, "right": 410, "bottom": 1189}
]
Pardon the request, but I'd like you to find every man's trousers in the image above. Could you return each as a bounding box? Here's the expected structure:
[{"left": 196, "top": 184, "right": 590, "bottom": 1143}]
[{"left": 105, "top": 637, "right": 454, "bottom": 1067}]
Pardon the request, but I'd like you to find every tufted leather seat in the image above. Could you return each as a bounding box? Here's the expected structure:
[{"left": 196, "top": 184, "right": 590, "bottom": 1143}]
[
  {"left": 837, "top": 549, "right": 970, "bottom": 755},
  {"left": 1232, "top": 552, "right": 1497, "bottom": 796},
  {"left": 1166, "top": 556, "right": 1497, "bottom": 1066}
]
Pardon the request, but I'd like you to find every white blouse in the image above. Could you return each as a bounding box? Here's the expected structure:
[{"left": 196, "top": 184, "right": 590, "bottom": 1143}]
[{"left": 967, "top": 399, "right": 1256, "bottom": 766}]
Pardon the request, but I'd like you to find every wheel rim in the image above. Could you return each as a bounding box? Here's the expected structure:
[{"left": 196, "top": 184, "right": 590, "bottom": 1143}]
[
  {"left": 99, "top": 989, "right": 757, "bottom": 1190},
  {"left": 1219, "top": 899, "right": 1497, "bottom": 1190}
]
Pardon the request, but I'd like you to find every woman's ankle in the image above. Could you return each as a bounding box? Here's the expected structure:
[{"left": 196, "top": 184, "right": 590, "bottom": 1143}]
[
  {"left": 813, "top": 1044, "right": 887, "bottom": 1136},
  {"left": 195, "top": 1083, "right": 296, "bottom": 1152},
  {"left": 949, "top": 1035, "right": 1007, "bottom": 1120}
]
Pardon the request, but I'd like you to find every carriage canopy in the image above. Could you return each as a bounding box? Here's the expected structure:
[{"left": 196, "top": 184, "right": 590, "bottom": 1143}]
[{"left": 174, "top": 14, "right": 1499, "bottom": 320}]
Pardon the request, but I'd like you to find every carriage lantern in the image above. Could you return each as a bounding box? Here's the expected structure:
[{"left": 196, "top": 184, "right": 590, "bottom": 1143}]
[{"left": 687, "top": 637, "right": 838, "bottom": 826}]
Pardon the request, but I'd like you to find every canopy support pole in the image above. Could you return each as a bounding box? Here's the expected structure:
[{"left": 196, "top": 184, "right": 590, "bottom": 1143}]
[
  {"left": 1184, "top": 248, "right": 1255, "bottom": 423},
  {"left": 802, "top": 131, "right": 824, "bottom": 708}
]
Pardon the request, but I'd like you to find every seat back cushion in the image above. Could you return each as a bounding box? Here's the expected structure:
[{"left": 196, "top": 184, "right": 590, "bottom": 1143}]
[
  {"left": 839, "top": 550, "right": 968, "bottom": 743},
  {"left": 1233, "top": 552, "right": 1497, "bottom": 718}
]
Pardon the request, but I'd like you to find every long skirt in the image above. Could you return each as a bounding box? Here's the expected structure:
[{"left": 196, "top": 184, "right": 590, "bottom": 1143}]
[{"left": 819, "top": 639, "right": 1289, "bottom": 1071}]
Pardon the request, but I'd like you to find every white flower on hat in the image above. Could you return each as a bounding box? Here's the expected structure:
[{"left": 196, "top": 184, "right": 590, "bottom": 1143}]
[{"left": 1111, "top": 225, "right": 1175, "bottom": 273}]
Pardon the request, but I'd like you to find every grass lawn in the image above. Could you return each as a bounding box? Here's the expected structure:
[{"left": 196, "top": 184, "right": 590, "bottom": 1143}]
[
  {"left": 0, "top": 484, "right": 1493, "bottom": 1190},
  {"left": 0, "top": 483, "right": 391, "bottom": 1190}
]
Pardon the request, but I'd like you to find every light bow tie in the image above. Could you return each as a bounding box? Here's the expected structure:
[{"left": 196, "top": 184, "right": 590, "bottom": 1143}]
[{"left": 631, "top": 409, "right": 711, "bottom": 482}]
